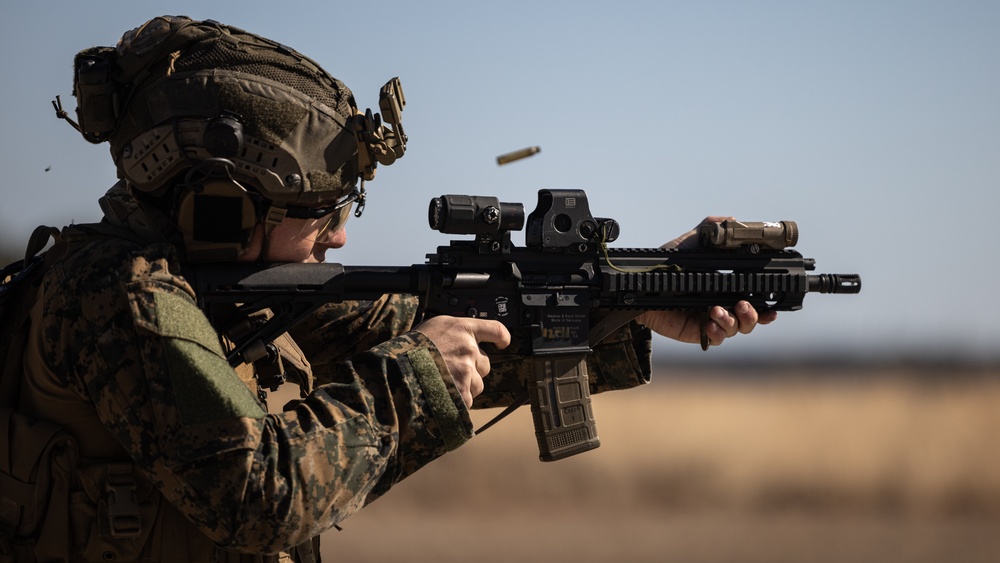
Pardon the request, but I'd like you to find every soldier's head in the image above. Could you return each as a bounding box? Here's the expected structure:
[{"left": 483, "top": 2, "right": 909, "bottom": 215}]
[{"left": 64, "top": 15, "right": 406, "bottom": 261}]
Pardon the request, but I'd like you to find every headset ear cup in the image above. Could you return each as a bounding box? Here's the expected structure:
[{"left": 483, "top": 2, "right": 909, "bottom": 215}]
[{"left": 176, "top": 179, "right": 258, "bottom": 261}]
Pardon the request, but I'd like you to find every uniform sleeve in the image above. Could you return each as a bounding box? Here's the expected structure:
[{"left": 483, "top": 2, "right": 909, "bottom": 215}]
[
  {"left": 474, "top": 319, "right": 652, "bottom": 409},
  {"left": 50, "top": 243, "right": 470, "bottom": 552},
  {"left": 287, "top": 292, "right": 653, "bottom": 411},
  {"left": 288, "top": 294, "right": 421, "bottom": 380}
]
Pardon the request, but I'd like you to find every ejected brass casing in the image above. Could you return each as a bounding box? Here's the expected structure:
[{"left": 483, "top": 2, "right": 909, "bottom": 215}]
[{"left": 496, "top": 146, "right": 540, "bottom": 165}]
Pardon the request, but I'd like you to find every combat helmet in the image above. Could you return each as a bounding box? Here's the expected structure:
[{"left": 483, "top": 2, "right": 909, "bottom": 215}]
[{"left": 55, "top": 15, "right": 406, "bottom": 260}]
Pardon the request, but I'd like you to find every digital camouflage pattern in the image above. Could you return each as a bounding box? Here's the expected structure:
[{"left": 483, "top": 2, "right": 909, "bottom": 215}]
[
  {"left": 14, "top": 185, "right": 650, "bottom": 559},
  {"left": 478, "top": 321, "right": 653, "bottom": 409},
  {"left": 295, "top": 296, "right": 653, "bottom": 410},
  {"left": 19, "top": 220, "right": 471, "bottom": 557},
  {"left": 11, "top": 13, "right": 654, "bottom": 560}
]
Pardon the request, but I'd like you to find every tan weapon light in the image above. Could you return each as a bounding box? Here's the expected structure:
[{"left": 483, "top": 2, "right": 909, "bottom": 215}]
[{"left": 699, "top": 220, "right": 799, "bottom": 250}]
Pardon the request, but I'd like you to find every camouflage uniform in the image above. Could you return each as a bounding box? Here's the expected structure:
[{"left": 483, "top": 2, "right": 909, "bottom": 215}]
[
  {"left": 3, "top": 15, "right": 653, "bottom": 561},
  {"left": 10, "top": 187, "right": 651, "bottom": 561}
]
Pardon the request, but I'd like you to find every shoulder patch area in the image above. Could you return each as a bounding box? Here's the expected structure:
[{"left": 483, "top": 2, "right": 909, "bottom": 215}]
[
  {"left": 151, "top": 290, "right": 224, "bottom": 355},
  {"left": 138, "top": 289, "right": 265, "bottom": 424}
]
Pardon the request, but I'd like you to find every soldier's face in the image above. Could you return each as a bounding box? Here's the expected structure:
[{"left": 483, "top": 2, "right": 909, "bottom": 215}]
[{"left": 240, "top": 218, "right": 347, "bottom": 263}]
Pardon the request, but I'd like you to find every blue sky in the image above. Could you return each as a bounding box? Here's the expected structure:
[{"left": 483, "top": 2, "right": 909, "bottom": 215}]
[{"left": 2, "top": 1, "right": 998, "bottom": 361}]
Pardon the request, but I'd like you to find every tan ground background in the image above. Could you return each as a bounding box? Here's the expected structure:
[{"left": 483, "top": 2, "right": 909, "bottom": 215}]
[{"left": 315, "top": 365, "right": 1000, "bottom": 562}]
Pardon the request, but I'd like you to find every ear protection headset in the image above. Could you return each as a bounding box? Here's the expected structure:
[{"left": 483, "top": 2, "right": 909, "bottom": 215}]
[
  {"left": 130, "top": 103, "right": 398, "bottom": 261},
  {"left": 175, "top": 172, "right": 259, "bottom": 261},
  {"left": 166, "top": 114, "right": 252, "bottom": 260}
]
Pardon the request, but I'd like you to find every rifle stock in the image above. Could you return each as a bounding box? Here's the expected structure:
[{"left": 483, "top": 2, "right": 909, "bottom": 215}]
[{"left": 188, "top": 189, "right": 861, "bottom": 461}]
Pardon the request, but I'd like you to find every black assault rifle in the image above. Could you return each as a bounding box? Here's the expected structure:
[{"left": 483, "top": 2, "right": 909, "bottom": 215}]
[{"left": 187, "top": 189, "right": 861, "bottom": 461}]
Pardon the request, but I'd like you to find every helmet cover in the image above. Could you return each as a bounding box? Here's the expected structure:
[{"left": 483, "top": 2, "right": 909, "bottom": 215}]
[{"left": 74, "top": 15, "right": 362, "bottom": 207}]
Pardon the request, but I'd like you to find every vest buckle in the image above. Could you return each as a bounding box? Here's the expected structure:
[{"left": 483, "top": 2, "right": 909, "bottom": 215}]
[{"left": 105, "top": 463, "right": 141, "bottom": 538}]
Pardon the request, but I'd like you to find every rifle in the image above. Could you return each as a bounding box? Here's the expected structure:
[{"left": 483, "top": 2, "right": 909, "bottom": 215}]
[{"left": 187, "top": 189, "right": 861, "bottom": 461}]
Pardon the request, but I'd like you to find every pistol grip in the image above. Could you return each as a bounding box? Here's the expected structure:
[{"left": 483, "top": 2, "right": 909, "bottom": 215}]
[{"left": 527, "top": 355, "right": 600, "bottom": 461}]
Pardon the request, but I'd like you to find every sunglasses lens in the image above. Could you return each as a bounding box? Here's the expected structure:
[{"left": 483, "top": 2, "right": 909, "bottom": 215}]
[
  {"left": 297, "top": 203, "right": 353, "bottom": 242},
  {"left": 284, "top": 189, "right": 360, "bottom": 243},
  {"left": 319, "top": 204, "right": 353, "bottom": 235}
]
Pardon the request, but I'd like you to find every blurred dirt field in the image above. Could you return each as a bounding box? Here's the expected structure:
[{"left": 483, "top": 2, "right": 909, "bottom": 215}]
[{"left": 318, "top": 365, "right": 1000, "bottom": 562}]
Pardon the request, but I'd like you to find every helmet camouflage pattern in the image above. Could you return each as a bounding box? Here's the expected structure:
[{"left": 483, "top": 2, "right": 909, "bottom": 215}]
[{"left": 69, "top": 15, "right": 402, "bottom": 208}]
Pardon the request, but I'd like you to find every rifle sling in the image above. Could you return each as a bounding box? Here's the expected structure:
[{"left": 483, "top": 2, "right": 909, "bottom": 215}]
[{"left": 473, "top": 390, "right": 528, "bottom": 436}]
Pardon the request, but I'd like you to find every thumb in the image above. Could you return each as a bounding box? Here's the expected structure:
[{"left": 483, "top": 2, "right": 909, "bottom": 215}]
[{"left": 466, "top": 318, "right": 512, "bottom": 350}]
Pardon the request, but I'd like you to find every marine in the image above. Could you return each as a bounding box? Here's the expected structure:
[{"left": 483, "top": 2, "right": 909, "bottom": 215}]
[{"left": 0, "top": 15, "right": 772, "bottom": 562}]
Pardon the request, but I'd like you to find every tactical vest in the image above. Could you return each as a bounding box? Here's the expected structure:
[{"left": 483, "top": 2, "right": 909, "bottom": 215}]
[{"left": 0, "top": 225, "right": 319, "bottom": 563}]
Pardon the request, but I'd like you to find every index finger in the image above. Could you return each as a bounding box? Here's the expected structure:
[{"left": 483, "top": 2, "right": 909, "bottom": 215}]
[{"left": 466, "top": 318, "right": 512, "bottom": 350}]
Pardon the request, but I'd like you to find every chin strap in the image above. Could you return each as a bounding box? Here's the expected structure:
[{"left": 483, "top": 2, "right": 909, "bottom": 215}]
[{"left": 259, "top": 204, "right": 289, "bottom": 262}]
